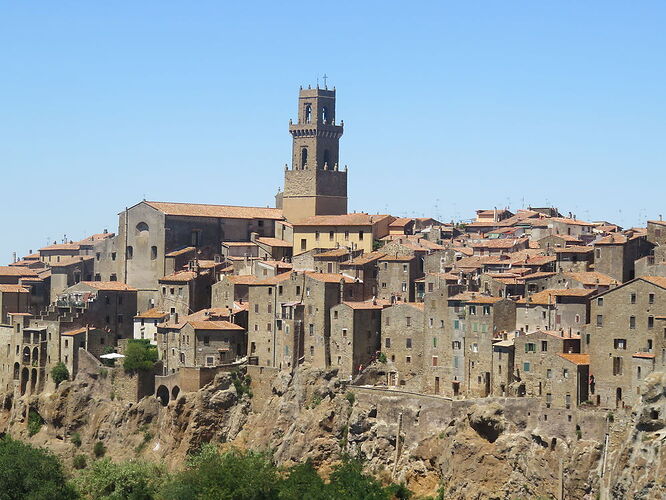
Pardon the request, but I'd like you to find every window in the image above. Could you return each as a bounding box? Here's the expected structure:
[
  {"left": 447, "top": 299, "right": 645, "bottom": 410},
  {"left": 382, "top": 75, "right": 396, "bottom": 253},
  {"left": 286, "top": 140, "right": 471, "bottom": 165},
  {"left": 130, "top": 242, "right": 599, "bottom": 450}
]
[
  {"left": 305, "top": 104, "right": 312, "bottom": 123},
  {"left": 308, "top": 324, "right": 314, "bottom": 336},
  {"left": 406, "top": 356, "right": 411, "bottom": 364},
  {"left": 649, "top": 293, "right": 655, "bottom": 304},
  {"left": 117, "top": 315, "right": 123, "bottom": 324},
  {"left": 278, "top": 285, "right": 283, "bottom": 295},
  {"left": 342, "top": 328, "right": 347, "bottom": 337},
  {"left": 452, "top": 341, "right": 461, "bottom": 349},
  {"left": 428, "top": 282, "right": 434, "bottom": 293},
  {"left": 406, "top": 317, "right": 411, "bottom": 327},
  {"left": 523, "top": 362, "right": 531, "bottom": 372},
  {"left": 402, "top": 264, "right": 408, "bottom": 273},
  {"left": 483, "top": 305, "right": 491, "bottom": 315},
  {"left": 648, "top": 316, "right": 654, "bottom": 329},
  {"left": 381, "top": 282, "right": 387, "bottom": 289},
  {"left": 614, "top": 339, "right": 626, "bottom": 350},
  {"left": 406, "top": 338, "right": 412, "bottom": 348},
  {"left": 541, "top": 341, "right": 548, "bottom": 352},
  {"left": 432, "top": 356, "right": 438, "bottom": 366},
  {"left": 453, "top": 319, "right": 460, "bottom": 330},
  {"left": 306, "top": 287, "right": 310, "bottom": 297},
  {"left": 300, "top": 147, "right": 308, "bottom": 167},
  {"left": 575, "top": 314, "right": 580, "bottom": 324},
  {"left": 563, "top": 368, "right": 569, "bottom": 378},
  {"left": 315, "top": 231, "right": 320, "bottom": 241},
  {"left": 126, "top": 246, "right": 133, "bottom": 259},
  {"left": 358, "top": 230, "right": 364, "bottom": 241},
  {"left": 401, "top": 282, "right": 407, "bottom": 292},
  {"left": 596, "top": 315, "right": 603, "bottom": 327},
  {"left": 613, "top": 356, "right": 623, "bottom": 375},
  {"left": 296, "top": 286, "right": 301, "bottom": 295},
  {"left": 254, "top": 304, "right": 259, "bottom": 313},
  {"left": 471, "top": 343, "right": 479, "bottom": 353},
  {"left": 595, "top": 249, "right": 601, "bottom": 259},
  {"left": 630, "top": 293, "right": 636, "bottom": 304},
  {"left": 385, "top": 316, "right": 390, "bottom": 326},
  {"left": 525, "top": 343, "right": 536, "bottom": 353},
  {"left": 344, "top": 231, "right": 349, "bottom": 240},
  {"left": 546, "top": 369, "right": 552, "bottom": 379},
  {"left": 597, "top": 297, "right": 604, "bottom": 306},
  {"left": 267, "top": 304, "right": 272, "bottom": 314},
  {"left": 329, "top": 231, "right": 334, "bottom": 241},
  {"left": 385, "top": 338, "right": 391, "bottom": 348},
  {"left": 206, "top": 356, "right": 214, "bottom": 366},
  {"left": 630, "top": 316, "right": 636, "bottom": 329},
  {"left": 433, "top": 337, "right": 437, "bottom": 348},
  {"left": 300, "top": 239, "right": 307, "bottom": 251},
  {"left": 111, "top": 252, "right": 116, "bottom": 261},
  {"left": 151, "top": 246, "right": 157, "bottom": 260},
  {"left": 333, "top": 310, "right": 338, "bottom": 319},
  {"left": 203, "top": 336, "right": 210, "bottom": 346},
  {"left": 469, "top": 305, "right": 477, "bottom": 315}
]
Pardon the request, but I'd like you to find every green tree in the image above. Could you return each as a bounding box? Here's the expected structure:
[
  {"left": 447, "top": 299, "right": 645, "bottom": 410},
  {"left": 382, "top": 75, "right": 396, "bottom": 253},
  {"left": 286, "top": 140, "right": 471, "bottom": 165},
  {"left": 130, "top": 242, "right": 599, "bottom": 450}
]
[
  {"left": 327, "top": 456, "right": 392, "bottom": 500},
  {"left": 0, "top": 436, "right": 78, "bottom": 500},
  {"left": 93, "top": 441, "right": 106, "bottom": 458},
  {"left": 123, "top": 340, "right": 158, "bottom": 373},
  {"left": 278, "top": 461, "right": 328, "bottom": 500},
  {"left": 74, "top": 458, "right": 165, "bottom": 500},
  {"left": 51, "top": 362, "right": 70, "bottom": 387},
  {"left": 160, "top": 445, "right": 279, "bottom": 500}
]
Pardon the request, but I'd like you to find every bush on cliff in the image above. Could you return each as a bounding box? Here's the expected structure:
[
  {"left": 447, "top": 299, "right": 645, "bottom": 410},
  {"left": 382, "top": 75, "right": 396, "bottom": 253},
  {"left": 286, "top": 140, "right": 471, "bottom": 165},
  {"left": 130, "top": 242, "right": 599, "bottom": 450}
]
[
  {"left": 123, "top": 340, "right": 158, "bottom": 373},
  {"left": 51, "top": 362, "right": 70, "bottom": 387}
]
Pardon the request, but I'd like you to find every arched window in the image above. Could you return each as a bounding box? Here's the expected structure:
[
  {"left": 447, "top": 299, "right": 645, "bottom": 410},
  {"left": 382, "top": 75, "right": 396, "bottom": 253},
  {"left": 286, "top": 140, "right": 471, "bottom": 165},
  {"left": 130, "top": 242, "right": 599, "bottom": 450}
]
[
  {"left": 151, "top": 246, "right": 158, "bottom": 260},
  {"left": 323, "top": 149, "right": 330, "bottom": 167},
  {"left": 322, "top": 106, "right": 329, "bottom": 124},
  {"left": 126, "top": 246, "right": 133, "bottom": 260},
  {"left": 301, "top": 148, "right": 308, "bottom": 168},
  {"left": 305, "top": 104, "right": 312, "bottom": 123},
  {"left": 136, "top": 222, "right": 149, "bottom": 235}
]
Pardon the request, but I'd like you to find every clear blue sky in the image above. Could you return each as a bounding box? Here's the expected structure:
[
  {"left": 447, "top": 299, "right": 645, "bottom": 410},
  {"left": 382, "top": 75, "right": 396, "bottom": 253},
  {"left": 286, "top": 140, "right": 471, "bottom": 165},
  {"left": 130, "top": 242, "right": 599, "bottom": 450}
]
[{"left": 2, "top": 2, "right": 665, "bottom": 261}]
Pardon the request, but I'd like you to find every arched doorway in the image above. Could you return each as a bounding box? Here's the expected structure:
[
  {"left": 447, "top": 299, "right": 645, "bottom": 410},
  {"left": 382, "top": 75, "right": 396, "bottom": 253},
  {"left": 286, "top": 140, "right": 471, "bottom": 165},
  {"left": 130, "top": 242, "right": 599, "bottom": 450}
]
[
  {"left": 30, "top": 369, "right": 37, "bottom": 393},
  {"left": 171, "top": 386, "right": 180, "bottom": 400},
  {"left": 32, "top": 347, "right": 39, "bottom": 364},
  {"left": 20, "top": 368, "right": 29, "bottom": 396},
  {"left": 156, "top": 385, "right": 170, "bottom": 406},
  {"left": 13, "top": 363, "right": 19, "bottom": 381}
]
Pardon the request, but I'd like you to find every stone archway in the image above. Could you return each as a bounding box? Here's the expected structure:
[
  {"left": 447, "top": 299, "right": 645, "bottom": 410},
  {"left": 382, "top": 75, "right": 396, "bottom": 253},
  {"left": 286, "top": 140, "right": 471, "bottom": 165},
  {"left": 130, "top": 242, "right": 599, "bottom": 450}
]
[
  {"left": 30, "top": 368, "right": 37, "bottom": 394},
  {"left": 156, "top": 385, "right": 170, "bottom": 406},
  {"left": 20, "top": 368, "right": 29, "bottom": 396},
  {"left": 171, "top": 386, "right": 180, "bottom": 400}
]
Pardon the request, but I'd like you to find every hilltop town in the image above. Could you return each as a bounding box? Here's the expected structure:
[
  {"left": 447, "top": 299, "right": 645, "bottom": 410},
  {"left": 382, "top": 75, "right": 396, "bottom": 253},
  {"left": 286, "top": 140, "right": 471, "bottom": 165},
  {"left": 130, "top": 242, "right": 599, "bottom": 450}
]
[{"left": 2, "top": 87, "right": 666, "bottom": 497}]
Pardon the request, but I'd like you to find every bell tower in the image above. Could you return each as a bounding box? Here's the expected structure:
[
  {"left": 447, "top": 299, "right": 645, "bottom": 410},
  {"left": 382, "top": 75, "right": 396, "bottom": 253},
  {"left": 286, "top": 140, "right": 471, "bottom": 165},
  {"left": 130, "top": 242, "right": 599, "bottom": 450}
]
[{"left": 280, "top": 86, "right": 348, "bottom": 222}]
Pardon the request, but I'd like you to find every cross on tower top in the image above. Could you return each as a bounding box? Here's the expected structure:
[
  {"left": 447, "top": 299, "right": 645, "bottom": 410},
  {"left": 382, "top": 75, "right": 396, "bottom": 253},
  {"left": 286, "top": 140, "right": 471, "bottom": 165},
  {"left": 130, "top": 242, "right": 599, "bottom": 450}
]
[{"left": 322, "top": 74, "right": 328, "bottom": 89}]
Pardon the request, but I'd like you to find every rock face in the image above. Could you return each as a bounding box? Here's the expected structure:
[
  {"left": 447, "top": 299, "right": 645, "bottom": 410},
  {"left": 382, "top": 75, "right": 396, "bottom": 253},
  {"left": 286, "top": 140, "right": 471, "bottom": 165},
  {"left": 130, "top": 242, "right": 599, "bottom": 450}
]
[{"left": 2, "top": 365, "right": 666, "bottom": 498}]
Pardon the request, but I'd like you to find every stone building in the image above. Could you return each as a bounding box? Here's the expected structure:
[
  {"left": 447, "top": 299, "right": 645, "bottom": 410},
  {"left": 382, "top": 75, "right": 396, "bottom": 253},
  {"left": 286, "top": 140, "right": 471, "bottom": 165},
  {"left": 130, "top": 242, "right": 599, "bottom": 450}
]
[
  {"left": 0, "top": 285, "right": 30, "bottom": 324},
  {"left": 279, "top": 87, "right": 347, "bottom": 222},
  {"left": 329, "top": 300, "right": 384, "bottom": 379},
  {"left": 512, "top": 330, "right": 588, "bottom": 408},
  {"left": 588, "top": 276, "right": 666, "bottom": 409},
  {"left": 339, "top": 251, "right": 385, "bottom": 301},
  {"left": 381, "top": 302, "right": 425, "bottom": 388},
  {"left": 377, "top": 255, "right": 422, "bottom": 303},
  {"left": 60, "top": 326, "right": 115, "bottom": 379},
  {"left": 515, "top": 289, "right": 594, "bottom": 336},
  {"left": 593, "top": 232, "right": 653, "bottom": 283},
  {"left": 157, "top": 266, "right": 215, "bottom": 319},
  {"left": 133, "top": 308, "right": 169, "bottom": 345},
  {"left": 553, "top": 246, "right": 594, "bottom": 273},
  {"left": 211, "top": 274, "right": 257, "bottom": 310}
]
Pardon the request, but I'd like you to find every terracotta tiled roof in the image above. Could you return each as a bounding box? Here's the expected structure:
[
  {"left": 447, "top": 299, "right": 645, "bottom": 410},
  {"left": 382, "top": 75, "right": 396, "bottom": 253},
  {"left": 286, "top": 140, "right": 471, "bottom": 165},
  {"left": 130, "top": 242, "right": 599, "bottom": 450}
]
[
  {"left": 448, "top": 292, "right": 495, "bottom": 302},
  {"left": 389, "top": 217, "right": 414, "bottom": 228},
  {"left": 344, "top": 252, "right": 386, "bottom": 266},
  {"left": 341, "top": 300, "right": 387, "bottom": 310},
  {"left": 79, "top": 281, "right": 136, "bottom": 291},
  {"left": 633, "top": 352, "right": 656, "bottom": 359},
  {"left": 517, "top": 289, "right": 595, "bottom": 305},
  {"left": 0, "top": 266, "right": 39, "bottom": 278},
  {"left": 187, "top": 320, "right": 244, "bottom": 331},
  {"left": 292, "top": 214, "right": 392, "bottom": 226},
  {"left": 159, "top": 271, "right": 198, "bottom": 283},
  {"left": 39, "top": 243, "right": 81, "bottom": 252},
  {"left": 223, "top": 241, "right": 257, "bottom": 247},
  {"left": 50, "top": 256, "right": 94, "bottom": 267},
  {"left": 252, "top": 271, "right": 294, "bottom": 285},
  {"left": 642, "top": 276, "right": 666, "bottom": 289},
  {"left": 61, "top": 327, "right": 88, "bottom": 336},
  {"left": 315, "top": 248, "right": 350, "bottom": 258},
  {"left": 135, "top": 308, "right": 169, "bottom": 319},
  {"left": 78, "top": 233, "right": 114, "bottom": 243},
  {"left": 255, "top": 237, "right": 292, "bottom": 248},
  {"left": 379, "top": 255, "right": 415, "bottom": 262},
  {"left": 563, "top": 272, "right": 618, "bottom": 286},
  {"left": 165, "top": 247, "right": 195, "bottom": 257},
  {"left": 558, "top": 353, "right": 590, "bottom": 365},
  {"left": 550, "top": 217, "right": 595, "bottom": 226},
  {"left": 144, "top": 201, "right": 283, "bottom": 220},
  {"left": 553, "top": 246, "right": 593, "bottom": 253},
  {"left": 305, "top": 271, "right": 355, "bottom": 284},
  {"left": 595, "top": 234, "right": 629, "bottom": 245},
  {"left": 0, "top": 284, "right": 29, "bottom": 293},
  {"left": 648, "top": 220, "right": 666, "bottom": 227},
  {"left": 470, "top": 238, "right": 529, "bottom": 249}
]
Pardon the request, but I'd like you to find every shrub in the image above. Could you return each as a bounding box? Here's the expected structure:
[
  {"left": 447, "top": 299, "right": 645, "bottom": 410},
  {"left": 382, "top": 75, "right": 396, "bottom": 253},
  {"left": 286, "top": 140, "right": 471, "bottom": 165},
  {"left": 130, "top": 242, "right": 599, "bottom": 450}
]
[
  {"left": 377, "top": 352, "right": 387, "bottom": 363},
  {"left": 99, "top": 368, "right": 108, "bottom": 379},
  {"left": 345, "top": 391, "right": 356, "bottom": 406},
  {"left": 74, "top": 458, "right": 166, "bottom": 499},
  {"left": 73, "top": 454, "right": 87, "bottom": 470},
  {"left": 51, "top": 362, "right": 70, "bottom": 387},
  {"left": 71, "top": 432, "right": 82, "bottom": 448},
  {"left": 28, "top": 409, "right": 44, "bottom": 436},
  {"left": 0, "top": 436, "right": 78, "bottom": 499},
  {"left": 123, "top": 339, "right": 158, "bottom": 373},
  {"left": 93, "top": 441, "right": 106, "bottom": 458}
]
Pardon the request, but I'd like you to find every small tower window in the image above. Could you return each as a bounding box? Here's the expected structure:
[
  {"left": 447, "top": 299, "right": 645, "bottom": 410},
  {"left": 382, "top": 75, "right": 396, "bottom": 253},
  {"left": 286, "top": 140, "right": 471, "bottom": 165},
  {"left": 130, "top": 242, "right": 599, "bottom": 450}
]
[
  {"left": 323, "top": 149, "right": 330, "bottom": 168},
  {"left": 301, "top": 147, "right": 308, "bottom": 168},
  {"left": 322, "top": 106, "right": 329, "bottom": 124},
  {"left": 305, "top": 104, "right": 312, "bottom": 123}
]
